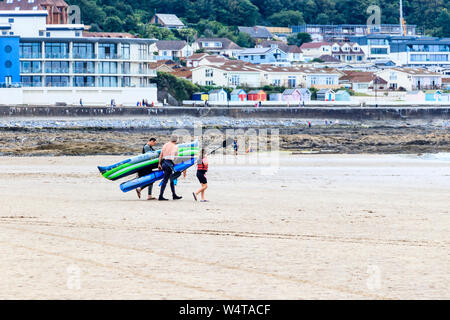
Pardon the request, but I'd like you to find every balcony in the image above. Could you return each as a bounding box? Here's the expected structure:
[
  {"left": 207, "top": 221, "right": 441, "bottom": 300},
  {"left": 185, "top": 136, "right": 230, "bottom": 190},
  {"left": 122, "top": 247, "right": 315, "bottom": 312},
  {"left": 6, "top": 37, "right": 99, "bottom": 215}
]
[
  {"left": 412, "top": 85, "right": 441, "bottom": 90},
  {"left": 137, "top": 69, "right": 157, "bottom": 76},
  {"left": 45, "top": 82, "right": 70, "bottom": 87},
  {"left": 73, "top": 68, "right": 95, "bottom": 74},
  {"left": 20, "top": 53, "right": 42, "bottom": 59},
  {"left": 72, "top": 53, "right": 96, "bottom": 59},
  {"left": 98, "top": 53, "right": 120, "bottom": 60},
  {"left": 45, "top": 68, "right": 70, "bottom": 74},
  {"left": 45, "top": 53, "right": 70, "bottom": 59},
  {"left": 21, "top": 68, "right": 43, "bottom": 74}
]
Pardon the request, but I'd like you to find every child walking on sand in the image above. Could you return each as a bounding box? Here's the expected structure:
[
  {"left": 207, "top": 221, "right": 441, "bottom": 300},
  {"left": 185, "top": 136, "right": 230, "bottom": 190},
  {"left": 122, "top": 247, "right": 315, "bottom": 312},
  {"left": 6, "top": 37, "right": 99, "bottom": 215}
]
[{"left": 193, "top": 148, "right": 208, "bottom": 202}]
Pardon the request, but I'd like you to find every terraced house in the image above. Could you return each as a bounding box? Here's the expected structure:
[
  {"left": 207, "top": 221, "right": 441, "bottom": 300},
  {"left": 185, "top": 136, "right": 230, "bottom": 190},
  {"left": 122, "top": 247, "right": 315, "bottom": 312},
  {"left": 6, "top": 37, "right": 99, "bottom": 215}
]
[
  {"left": 0, "top": 9, "right": 158, "bottom": 105},
  {"left": 191, "top": 61, "right": 341, "bottom": 89}
]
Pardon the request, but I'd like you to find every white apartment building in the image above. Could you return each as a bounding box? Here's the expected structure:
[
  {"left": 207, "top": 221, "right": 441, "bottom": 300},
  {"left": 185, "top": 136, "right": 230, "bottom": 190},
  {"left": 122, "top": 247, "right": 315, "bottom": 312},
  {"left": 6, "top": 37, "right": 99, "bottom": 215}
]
[
  {"left": 0, "top": 10, "right": 158, "bottom": 105},
  {"left": 376, "top": 68, "right": 442, "bottom": 91}
]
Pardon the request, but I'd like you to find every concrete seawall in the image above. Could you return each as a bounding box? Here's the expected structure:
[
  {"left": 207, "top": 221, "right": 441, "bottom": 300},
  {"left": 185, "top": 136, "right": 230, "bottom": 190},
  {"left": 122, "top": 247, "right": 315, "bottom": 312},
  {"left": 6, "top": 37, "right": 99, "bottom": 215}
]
[{"left": 0, "top": 105, "right": 449, "bottom": 120}]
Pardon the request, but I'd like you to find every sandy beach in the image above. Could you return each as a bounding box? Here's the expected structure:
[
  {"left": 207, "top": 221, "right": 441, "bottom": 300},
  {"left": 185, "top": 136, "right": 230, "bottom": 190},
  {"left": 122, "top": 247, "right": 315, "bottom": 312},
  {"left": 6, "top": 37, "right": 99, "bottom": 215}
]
[{"left": 0, "top": 153, "right": 449, "bottom": 299}]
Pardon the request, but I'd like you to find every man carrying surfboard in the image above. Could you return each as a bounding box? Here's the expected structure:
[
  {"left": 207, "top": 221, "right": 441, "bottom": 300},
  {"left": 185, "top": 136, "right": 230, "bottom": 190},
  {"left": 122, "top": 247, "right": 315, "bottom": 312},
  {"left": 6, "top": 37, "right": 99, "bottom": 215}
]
[
  {"left": 158, "top": 135, "right": 182, "bottom": 201},
  {"left": 136, "top": 137, "right": 157, "bottom": 200}
]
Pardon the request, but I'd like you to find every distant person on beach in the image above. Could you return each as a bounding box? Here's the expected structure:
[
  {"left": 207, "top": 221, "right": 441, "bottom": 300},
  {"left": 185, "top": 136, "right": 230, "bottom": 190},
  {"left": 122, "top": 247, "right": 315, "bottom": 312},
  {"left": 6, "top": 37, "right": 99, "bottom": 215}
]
[
  {"left": 80, "top": 99, "right": 83, "bottom": 107},
  {"left": 157, "top": 135, "right": 182, "bottom": 201},
  {"left": 193, "top": 148, "right": 208, "bottom": 202},
  {"left": 233, "top": 138, "right": 239, "bottom": 155},
  {"left": 308, "top": 121, "right": 311, "bottom": 128},
  {"left": 136, "top": 137, "right": 157, "bottom": 200}
]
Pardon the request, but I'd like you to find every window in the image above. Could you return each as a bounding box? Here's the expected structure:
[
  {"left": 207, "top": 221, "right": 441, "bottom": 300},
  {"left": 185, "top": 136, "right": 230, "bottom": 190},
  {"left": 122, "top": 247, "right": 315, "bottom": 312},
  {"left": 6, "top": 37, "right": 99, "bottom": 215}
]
[
  {"left": 121, "top": 43, "right": 130, "bottom": 59},
  {"left": 73, "top": 43, "right": 94, "bottom": 59},
  {"left": 346, "top": 55, "right": 353, "bottom": 61},
  {"left": 98, "top": 62, "right": 118, "bottom": 74},
  {"left": 260, "top": 55, "right": 266, "bottom": 59},
  {"left": 45, "top": 61, "right": 69, "bottom": 73},
  {"left": 98, "top": 76, "right": 118, "bottom": 87},
  {"left": 73, "top": 76, "right": 95, "bottom": 87},
  {"left": 122, "top": 62, "right": 130, "bottom": 74},
  {"left": 45, "top": 76, "right": 70, "bottom": 87},
  {"left": 20, "top": 42, "right": 41, "bottom": 58},
  {"left": 39, "top": 31, "right": 44, "bottom": 36},
  {"left": 326, "top": 77, "right": 334, "bottom": 85},
  {"left": 368, "top": 39, "right": 387, "bottom": 46},
  {"left": 310, "top": 76, "right": 318, "bottom": 85},
  {"left": 272, "top": 79, "right": 280, "bottom": 86},
  {"left": 231, "top": 75, "right": 240, "bottom": 86},
  {"left": 98, "top": 43, "right": 117, "bottom": 59},
  {"left": 205, "top": 69, "right": 213, "bottom": 77},
  {"left": 21, "top": 76, "right": 41, "bottom": 87},
  {"left": 357, "top": 55, "right": 363, "bottom": 61},
  {"left": 8, "top": 18, "right": 14, "bottom": 23},
  {"left": 45, "top": 42, "right": 69, "bottom": 58},
  {"left": 46, "top": 32, "right": 50, "bottom": 37},
  {"left": 205, "top": 80, "right": 214, "bottom": 85},
  {"left": 138, "top": 44, "right": 148, "bottom": 59},
  {"left": 370, "top": 48, "right": 388, "bottom": 55},
  {"left": 73, "top": 61, "right": 95, "bottom": 73},
  {"left": 288, "top": 76, "right": 296, "bottom": 88},
  {"left": 122, "top": 77, "right": 131, "bottom": 87},
  {"left": 7, "top": 0, "right": 13, "bottom": 4},
  {"left": 21, "top": 61, "right": 41, "bottom": 73}
]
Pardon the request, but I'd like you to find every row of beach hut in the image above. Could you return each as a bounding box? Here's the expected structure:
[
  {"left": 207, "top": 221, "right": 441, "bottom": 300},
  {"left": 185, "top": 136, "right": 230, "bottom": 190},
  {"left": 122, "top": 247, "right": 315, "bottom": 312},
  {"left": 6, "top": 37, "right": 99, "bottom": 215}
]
[
  {"left": 405, "top": 90, "right": 450, "bottom": 103},
  {"left": 192, "top": 88, "right": 352, "bottom": 102}
]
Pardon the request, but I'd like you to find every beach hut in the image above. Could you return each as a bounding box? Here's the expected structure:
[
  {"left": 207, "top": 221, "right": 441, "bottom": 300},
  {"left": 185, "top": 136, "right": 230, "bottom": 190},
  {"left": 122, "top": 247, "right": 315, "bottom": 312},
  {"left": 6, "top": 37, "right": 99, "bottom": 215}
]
[
  {"left": 440, "top": 93, "right": 450, "bottom": 103},
  {"left": 335, "top": 90, "right": 351, "bottom": 102},
  {"left": 405, "top": 91, "right": 425, "bottom": 102},
  {"left": 282, "top": 89, "right": 301, "bottom": 102},
  {"left": 269, "top": 93, "right": 282, "bottom": 101},
  {"left": 208, "top": 88, "right": 228, "bottom": 102},
  {"left": 298, "top": 88, "right": 312, "bottom": 102},
  {"left": 248, "top": 90, "right": 267, "bottom": 101},
  {"left": 230, "top": 89, "right": 247, "bottom": 101},
  {"left": 425, "top": 90, "right": 442, "bottom": 102},
  {"left": 192, "top": 92, "right": 208, "bottom": 101},
  {"left": 316, "top": 89, "right": 335, "bottom": 101}
]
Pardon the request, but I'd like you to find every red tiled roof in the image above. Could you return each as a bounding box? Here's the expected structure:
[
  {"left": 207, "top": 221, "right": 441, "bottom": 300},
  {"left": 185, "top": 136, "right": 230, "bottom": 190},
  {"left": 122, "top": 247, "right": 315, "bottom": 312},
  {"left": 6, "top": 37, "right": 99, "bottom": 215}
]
[{"left": 300, "top": 42, "right": 331, "bottom": 49}]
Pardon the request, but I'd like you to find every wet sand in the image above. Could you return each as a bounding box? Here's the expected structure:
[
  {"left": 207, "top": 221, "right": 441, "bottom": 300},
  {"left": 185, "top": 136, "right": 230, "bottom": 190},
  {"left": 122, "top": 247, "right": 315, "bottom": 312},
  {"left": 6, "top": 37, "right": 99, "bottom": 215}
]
[{"left": 0, "top": 153, "right": 449, "bottom": 299}]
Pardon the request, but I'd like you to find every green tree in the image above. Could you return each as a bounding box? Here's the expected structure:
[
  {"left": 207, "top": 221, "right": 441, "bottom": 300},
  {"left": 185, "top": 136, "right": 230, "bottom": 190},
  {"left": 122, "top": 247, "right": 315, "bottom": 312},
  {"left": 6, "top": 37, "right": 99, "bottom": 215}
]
[
  {"left": 434, "top": 9, "right": 450, "bottom": 37},
  {"left": 268, "top": 10, "right": 305, "bottom": 26},
  {"left": 287, "top": 32, "right": 312, "bottom": 46},
  {"left": 103, "top": 16, "right": 123, "bottom": 32},
  {"left": 234, "top": 32, "right": 256, "bottom": 48}
]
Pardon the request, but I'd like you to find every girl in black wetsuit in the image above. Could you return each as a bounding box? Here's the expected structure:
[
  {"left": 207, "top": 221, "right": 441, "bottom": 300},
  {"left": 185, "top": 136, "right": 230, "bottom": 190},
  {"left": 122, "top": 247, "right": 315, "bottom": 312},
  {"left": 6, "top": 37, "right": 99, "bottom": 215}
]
[{"left": 193, "top": 148, "right": 208, "bottom": 202}]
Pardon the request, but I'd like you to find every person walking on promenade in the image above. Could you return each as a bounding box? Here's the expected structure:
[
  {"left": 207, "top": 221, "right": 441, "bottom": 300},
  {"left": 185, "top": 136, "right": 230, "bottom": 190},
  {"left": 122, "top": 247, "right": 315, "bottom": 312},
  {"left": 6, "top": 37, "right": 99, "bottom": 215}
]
[
  {"left": 233, "top": 138, "right": 239, "bottom": 156},
  {"left": 157, "top": 135, "right": 182, "bottom": 201}
]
